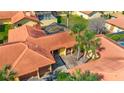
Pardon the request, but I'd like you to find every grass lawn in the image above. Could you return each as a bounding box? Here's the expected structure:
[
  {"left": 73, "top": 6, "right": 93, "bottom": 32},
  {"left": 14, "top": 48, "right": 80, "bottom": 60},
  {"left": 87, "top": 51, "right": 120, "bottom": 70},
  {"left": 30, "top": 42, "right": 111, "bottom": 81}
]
[
  {"left": 106, "top": 33, "right": 124, "bottom": 41},
  {"left": 60, "top": 14, "right": 88, "bottom": 30},
  {"left": 0, "top": 24, "right": 11, "bottom": 44}
]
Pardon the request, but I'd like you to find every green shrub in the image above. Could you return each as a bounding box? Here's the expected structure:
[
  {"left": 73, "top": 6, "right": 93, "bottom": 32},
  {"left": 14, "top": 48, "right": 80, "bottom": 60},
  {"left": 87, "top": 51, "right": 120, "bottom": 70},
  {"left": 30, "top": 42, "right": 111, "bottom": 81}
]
[
  {"left": 111, "top": 35, "right": 120, "bottom": 41},
  {"left": 56, "top": 71, "right": 73, "bottom": 81},
  {"left": 57, "top": 16, "right": 62, "bottom": 24},
  {"left": 0, "top": 39, "right": 3, "bottom": 44},
  {"left": 56, "top": 70, "right": 103, "bottom": 81},
  {"left": 0, "top": 24, "right": 11, "bottom": 43},
  {"left": 106, "top": 33, "right": 124, "bottom": 41}
]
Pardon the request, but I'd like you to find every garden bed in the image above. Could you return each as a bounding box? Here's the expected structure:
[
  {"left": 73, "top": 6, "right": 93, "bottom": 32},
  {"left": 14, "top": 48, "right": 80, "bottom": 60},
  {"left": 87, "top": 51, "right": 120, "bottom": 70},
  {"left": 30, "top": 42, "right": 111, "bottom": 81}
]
[{"left": 106, "top": 33, "right": 124, "bottom": 41}]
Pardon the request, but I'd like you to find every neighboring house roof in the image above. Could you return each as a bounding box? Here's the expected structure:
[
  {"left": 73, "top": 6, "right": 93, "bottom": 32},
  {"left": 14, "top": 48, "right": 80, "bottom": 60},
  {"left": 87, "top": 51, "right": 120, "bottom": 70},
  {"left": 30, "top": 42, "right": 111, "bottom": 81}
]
[
  {"left": 0, "top": 11, "right": 18, "bottom": 20},
  {"left": 9, "top": 25, "right": 76, "bottom": 52},
  {"left": 106, "top": 17, "right": 124, "bottom": 29},
  {"left": 8, "top": 25, "right": 46, "bottom": 42},
  {"left": 111, "top": 13, "right": 124, "bottom": 18},
  {"left": 0, "top": 42, "right": 55, "bottom": 77},
  {"left": 11, "top": 11, "right": 39, "bottom": 24},
  {"left": 68, "top": 35, "right": 124, "bottom": 80},
  {"left": 80, "top": 11, "right": 95, "bottom": 15},
  {"left": 32, "top": 31, "right": 77, "bottom": 51},
  {"left": 44, "top": 22, "right": 66, "bottom": 34}
]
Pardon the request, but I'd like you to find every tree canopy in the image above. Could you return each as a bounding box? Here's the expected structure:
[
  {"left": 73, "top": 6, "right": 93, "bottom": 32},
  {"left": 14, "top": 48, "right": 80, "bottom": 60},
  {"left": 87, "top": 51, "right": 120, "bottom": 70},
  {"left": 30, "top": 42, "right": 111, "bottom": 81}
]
[
  {"left": 88, "top": 17, "right": 107, "bottom": 34},
  {"left": 0, "top": 64, "right": 16, "bottom": 81}
]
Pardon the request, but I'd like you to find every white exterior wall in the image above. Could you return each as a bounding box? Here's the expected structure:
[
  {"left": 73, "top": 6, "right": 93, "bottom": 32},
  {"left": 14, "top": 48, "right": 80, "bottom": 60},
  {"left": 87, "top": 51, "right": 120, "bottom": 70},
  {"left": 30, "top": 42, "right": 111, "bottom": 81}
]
[
  {"left": 89, "top": 12, "right": 102, "bottom": 19},
  {"left": 73, "top": 11, "right": 89, "bottom": 19},
  {"left": 105, "top": 23, "right": 124, "bottom": 33},
  {"left": 113, "top": 26, "right": 124, "bottom": 33},
  {"left": 72, "top": 11, "right": 101, "bottom": 19},
  {"left": 105, "top": 23, "right": 111, "bottom": 30}
]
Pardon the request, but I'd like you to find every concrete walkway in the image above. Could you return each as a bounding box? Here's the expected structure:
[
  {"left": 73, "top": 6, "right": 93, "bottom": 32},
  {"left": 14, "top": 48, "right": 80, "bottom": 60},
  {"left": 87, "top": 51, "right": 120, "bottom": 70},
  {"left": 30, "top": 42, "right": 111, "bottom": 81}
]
[{"left": 61, "top": 54, "right": 88, "bottom": 68}]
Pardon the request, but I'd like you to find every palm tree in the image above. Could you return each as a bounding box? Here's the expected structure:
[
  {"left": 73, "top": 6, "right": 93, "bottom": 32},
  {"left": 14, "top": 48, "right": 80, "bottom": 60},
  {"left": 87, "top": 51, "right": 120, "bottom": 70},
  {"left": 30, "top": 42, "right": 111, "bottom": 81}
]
[
  {"left": 72, "top": 23, "right": 86, "bottom": 60},
  {"left": 0, "top": 64, "right": 16, "bottom": 81},
  {"left": 65, "top": 11, "right": 69, "bottom": 28},
  {"left": 81, "top": 30, "right": 101, "bottom": 61}
]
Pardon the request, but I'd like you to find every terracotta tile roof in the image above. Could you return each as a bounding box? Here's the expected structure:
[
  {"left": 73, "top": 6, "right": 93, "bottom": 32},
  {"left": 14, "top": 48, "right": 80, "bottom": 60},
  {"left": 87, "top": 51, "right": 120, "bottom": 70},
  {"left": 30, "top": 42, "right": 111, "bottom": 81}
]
[
  {"left": 0, "top": 11, "right": 18, "bottom": 19},
  {"left": 8, "top": 25, "right": 46, "bottom": 42},
  {"left": 111, "top": 13, "right": 124, "bottom": 18},
  {"left": 68, "top": 35, "right": 124, "bottom": 80},
  {"left": 8, "top": 25, "right": 76, "bottom": 52},
  {"left": 0, "top": 42, "right": 55, "bottom": 77},
  {"left": 31, "top": 31, "right": 77, "bottom": 51},
  {"left": 106, "top": 17, "right": 124, "bottom": 29},
  {"left": 80, "top": 11, "right": 94, "bottom": 15},
  {"left": 11, "top": 11, "right": 39, "bottom": 24}
]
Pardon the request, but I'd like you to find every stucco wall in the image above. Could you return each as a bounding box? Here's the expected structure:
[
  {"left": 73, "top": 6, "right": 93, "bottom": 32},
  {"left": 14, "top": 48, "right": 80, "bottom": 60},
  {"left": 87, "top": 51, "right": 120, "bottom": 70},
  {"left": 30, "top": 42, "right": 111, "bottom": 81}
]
[
  {"left": 74, "top": 11, "right": 89, "bottom": 19},
  {"left": 72, "top": 11, "right": 101, "bottom": 19},
  {"left": 0, "top": 19, "right": 11, "bottom": 24},
  {"left": 19, "top": 65, "right": 51, "bottom": 80},
  {"left": 89, "top": 12, "right": 101, "bottom": 19},
  {"left": 113, "top": 26, "right": 123, "bottom": 33},
  {"left": 59, "top": 48, "right": 66, "bottom": 56},
  {"left": 105, "top": 23, "right": 124, "bottom": 33},
  {"left": 14, "top": 19, "right": 38, "bottom": 28},
  {"left": 105, "top": 23, "right": 111, "bottom": 30}
]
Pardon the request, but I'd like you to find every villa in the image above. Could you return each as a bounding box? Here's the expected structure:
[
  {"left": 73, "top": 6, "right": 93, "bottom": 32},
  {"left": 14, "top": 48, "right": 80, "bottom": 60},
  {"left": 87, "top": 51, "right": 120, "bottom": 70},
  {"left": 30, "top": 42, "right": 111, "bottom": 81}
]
[
  {"left": 0, "top": 11, "right": 17, "bottom": 25},
  {"left": 0, "top": 11, "right": 41, "bottom": 30},
  {"left": 105, "top": 17, "right": 124, "bottom": 33},
  {"left": 111, "top": 12, "right": 124, "bottom": 18},
  {"left": 35, "top": 11, "right": 57, "bottom": 27},
  {"left": 0, "top": 21, "right": 76, "bottom": 80},
  {"left": 72, "top": 11, "right": 101, "bottom": 19},
  {"left": 1, "top": 11, "right": 124, "bottom": 81},
  {"left": 0, "top": 42, "right": 55, "bottom": 80},
  {"left": 11, "top": 11, "right": 41, "bottom": 28},
  {"left": 68, "top": 35, "right": 124, "bottom": 80}
]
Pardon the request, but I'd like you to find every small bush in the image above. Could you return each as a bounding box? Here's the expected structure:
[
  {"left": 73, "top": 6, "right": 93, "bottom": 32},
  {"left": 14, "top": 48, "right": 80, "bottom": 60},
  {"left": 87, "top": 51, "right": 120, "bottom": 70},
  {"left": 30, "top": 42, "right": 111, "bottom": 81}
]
[
  {"left": 111, "top": 35, "right": 120, "bottom": 41},
  {"left": 56, "top": 70, "right": 103, "bottom": 81},
  {"left": 57, "top": 16, "right": 62, "bottom": 24},
  {"left": 106, "top": 33, "right": 124, "bottom": 41}
]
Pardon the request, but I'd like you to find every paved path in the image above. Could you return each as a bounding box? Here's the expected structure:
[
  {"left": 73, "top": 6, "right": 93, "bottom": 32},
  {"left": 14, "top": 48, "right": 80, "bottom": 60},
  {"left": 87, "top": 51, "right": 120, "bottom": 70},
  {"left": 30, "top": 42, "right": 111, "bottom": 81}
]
[{"left": 61, "top": 54, "right": 88, "bottom": 68}]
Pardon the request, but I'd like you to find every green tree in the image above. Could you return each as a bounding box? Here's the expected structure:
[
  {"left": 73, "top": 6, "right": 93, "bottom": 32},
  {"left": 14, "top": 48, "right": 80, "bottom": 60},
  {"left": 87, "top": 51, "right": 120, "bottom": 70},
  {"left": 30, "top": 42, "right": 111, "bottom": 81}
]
[
  {"left": 65, "top": 11, "right": 70, "bottom": 28},
  {"left": 56, "top": 70, "right": 103, "bottom": 81},
  {"left": 72, "top": 23, "right": 86, "bottom": 60},
  {"left": 57, "top": 16, "right": 62, "bottom": 24},
  {"left": 81, "top": 30, "right": 101, "bottom": 61},
  {"left": 0, "top": 65, "right": 16, "bottom": 81},
  {"left": 88, "top": 17, "right": 107, "bottom": 34}
]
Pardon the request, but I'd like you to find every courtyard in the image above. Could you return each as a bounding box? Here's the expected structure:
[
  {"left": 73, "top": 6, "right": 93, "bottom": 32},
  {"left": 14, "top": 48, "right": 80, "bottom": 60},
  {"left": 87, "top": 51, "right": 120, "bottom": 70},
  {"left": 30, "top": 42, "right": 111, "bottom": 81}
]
[{"left": 61, "top": 53, "right": 88, "bottom": 68}]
